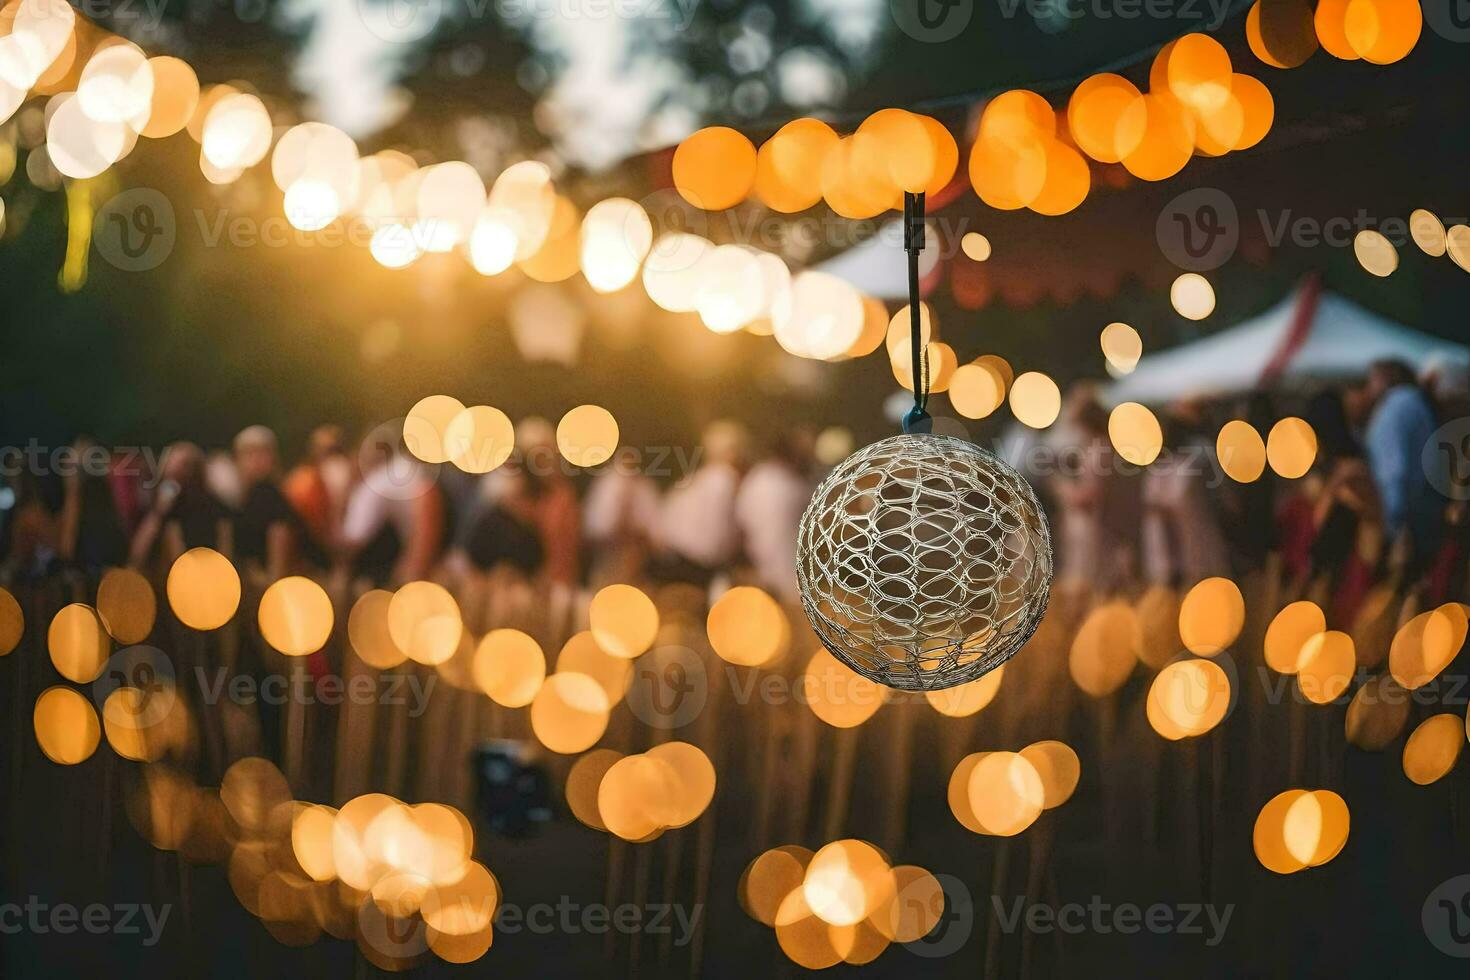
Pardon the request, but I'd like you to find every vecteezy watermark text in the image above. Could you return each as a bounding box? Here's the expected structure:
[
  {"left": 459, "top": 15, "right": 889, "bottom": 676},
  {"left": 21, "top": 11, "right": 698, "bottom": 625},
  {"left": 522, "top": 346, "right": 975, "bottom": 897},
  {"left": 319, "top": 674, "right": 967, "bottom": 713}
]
[
  {"left": 0, "top": 441, "right": 166, "bottom": 488},
  {"left": 1158, "top": 187, "right": 1470, "bottom": 271},
  {"left": 992, "top": 896, "right": 1233, "bottom": 946},
  {"left": 495, "top": 899, "right": 701, "bottom": 942},
  {"left": 193, "top": 667, "right": 437, "bottom": 717},
  {"left": 0, "top": 898, "right": 171, "bottom": 946},
  {"left": 999, "top": 0, "right": 1232, "bottom": 30},
  {"left": 357, "top": 897, "right": 703, "bottom": 958}
]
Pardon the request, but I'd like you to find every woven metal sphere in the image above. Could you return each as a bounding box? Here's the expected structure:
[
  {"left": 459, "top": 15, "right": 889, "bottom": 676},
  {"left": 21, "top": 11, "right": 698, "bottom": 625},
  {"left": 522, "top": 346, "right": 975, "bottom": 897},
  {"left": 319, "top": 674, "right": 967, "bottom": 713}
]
[{"left": 796, "top": 433, "right": 1053, "bottom": 692}]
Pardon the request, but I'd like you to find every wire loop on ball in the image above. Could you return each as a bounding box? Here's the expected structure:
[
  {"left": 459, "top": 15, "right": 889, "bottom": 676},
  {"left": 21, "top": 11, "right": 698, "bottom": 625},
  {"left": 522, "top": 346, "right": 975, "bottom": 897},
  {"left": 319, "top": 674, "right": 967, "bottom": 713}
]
[{"left": 796, "top": 434, "right": 1053, "bottom": 691}]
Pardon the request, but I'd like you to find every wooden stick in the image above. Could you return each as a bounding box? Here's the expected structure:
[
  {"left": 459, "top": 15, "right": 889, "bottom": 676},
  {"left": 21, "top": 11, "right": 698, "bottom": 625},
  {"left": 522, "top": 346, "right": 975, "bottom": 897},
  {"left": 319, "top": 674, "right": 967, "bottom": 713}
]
[
  {"left": 190, "top": 631, "right": 226, "bottom": 783},
  {"left": 97, "top": 747, "right": 114, "bottom": 886},
  {"left": 1097, "top": 696, "right": 1117, "bottom": 860},
  {"left": 1020, "top": 825, "right": 1051, "bottom": 980},
  {"left": 658, "top": 828, "right": 683, "bottom": 967},
  {"left": 752, "top": 693, "right": 779, "bottom": 851},
  {"left": 383, "top": 677, "right": 409, "bottom": 798},
  {"left": 11, "top": 591, "right": 34, "bottom": 817},
  {"left": 177, "top": 851, "right": 192, "bottom": 965},
  {"left": 984, "top": 839, "right": 1012, "bottom": 980},
  {"left": 1143, "top": 722, "right": 1164, "bottom": 845},
  {"left": 333, "top": 654, "right": 376, "bottom": 806},
  {"left": 628, "top": 838, "right": 652, "bottom": 977},
  {"left": 789, "top": 688, "right": 818, "bottom": 841},
  {"left": 1195, "top": 732, "right": 1215, "bottom": 903},
  {"left": 688, "top": 646, "right": 722, "bottom": 980},
  {"left": 690, "top": 795, "right": 718, "bottom": 980},
  {"left": 284, "top": 657, "right": 307, "bottom": 788},
  {"left": 453, "top": 687, "right": 479, "bottom": 811},
  {"left": 822, "top": 727, "right": 858, "bottom": 842},
  {"left": 603, "top": 836, "right": 625, "bottom": 960},
  {"left": 883, "top": 698, "right": 915, "bottom": 852},
  {"left": 1288, "top": 695, "right": 1305, "bottom": 786}
]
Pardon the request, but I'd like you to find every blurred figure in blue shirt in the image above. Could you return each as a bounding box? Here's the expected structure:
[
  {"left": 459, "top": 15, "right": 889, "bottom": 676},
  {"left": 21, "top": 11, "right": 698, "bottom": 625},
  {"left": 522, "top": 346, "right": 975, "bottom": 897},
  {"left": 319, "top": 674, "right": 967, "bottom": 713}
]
[{"left": 1364, "top": 359, "right": 1443, "bottom": 577}]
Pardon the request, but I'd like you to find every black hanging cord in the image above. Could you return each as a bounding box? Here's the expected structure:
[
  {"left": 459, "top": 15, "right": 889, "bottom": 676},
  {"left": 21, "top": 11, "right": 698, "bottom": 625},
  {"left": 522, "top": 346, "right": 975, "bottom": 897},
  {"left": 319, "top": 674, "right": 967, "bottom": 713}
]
[{"left": 902, "top": 191, "right": 932, "bottom": 435}]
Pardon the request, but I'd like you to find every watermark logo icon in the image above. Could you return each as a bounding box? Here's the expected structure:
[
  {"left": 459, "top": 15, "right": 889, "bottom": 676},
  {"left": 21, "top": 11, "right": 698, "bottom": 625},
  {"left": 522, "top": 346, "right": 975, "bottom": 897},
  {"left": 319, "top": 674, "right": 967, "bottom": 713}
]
[
  {"left": 625, "top": 645, "right": 708, "bottom": 729},
  {"left": 1424, "top": 0, "right": 1470, "bottom": 42},
  {"left": 1425, "top": 418, "right": 1470, "bottom": 501},
  {"left": 93, "top": 188, "right": 175, "bottom": 272},
  {"left": 637, "top": 187, "right": 708, "bottom": 255},
  {"left": 356, "top": 0, "right": 443, "bottom": 43},
  {"left": 357, "top": 876, "right": 432, "bottom": 961},
  {"left": 91, "top": 645, "right": 177, "bottom": 727},
  {"left": 1164, "top": 648, "right": 1240, "bottom": 718},
  {"left": 890, "top": 0, "right": 973, "bottom": 42},
  {"left": 358, "top": 417, "right": 440, "bottom": 502},
  {"left": 1424, "top": 874, "right": 1470, "bottom": 956},
  {"left": 905, "top": 873, "right": 973, "bottom": 957},
  {"left": 1157, "top": 187, "right": 1238, "bottom": 271},
  {"left": 232, "top": 0, "right": 270, "bottom": 22}
]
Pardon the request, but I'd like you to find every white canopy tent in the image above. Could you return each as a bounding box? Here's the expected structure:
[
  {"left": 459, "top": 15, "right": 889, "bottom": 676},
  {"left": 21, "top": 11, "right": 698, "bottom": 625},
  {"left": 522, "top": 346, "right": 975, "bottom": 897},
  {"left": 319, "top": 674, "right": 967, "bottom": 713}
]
[
  {"left": 1106, "top": 281, "right": 1470, "bottom": 405},
  {"left": 812, "top": 217, "right": 943, "bottom": 299}
]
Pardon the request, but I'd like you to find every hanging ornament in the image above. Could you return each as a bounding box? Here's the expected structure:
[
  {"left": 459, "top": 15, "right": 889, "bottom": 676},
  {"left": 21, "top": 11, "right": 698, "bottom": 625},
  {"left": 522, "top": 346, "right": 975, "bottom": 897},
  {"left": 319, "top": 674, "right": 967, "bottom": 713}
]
[{"left": 795, "top": 192, "right": 1053, "bottom": 691}]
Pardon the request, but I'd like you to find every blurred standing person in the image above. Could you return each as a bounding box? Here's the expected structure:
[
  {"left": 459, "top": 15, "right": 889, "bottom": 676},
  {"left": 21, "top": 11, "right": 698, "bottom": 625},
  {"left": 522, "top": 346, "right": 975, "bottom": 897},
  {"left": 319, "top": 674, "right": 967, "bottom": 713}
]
[
  {"left": 234, "top": 426, "right": 313, "bottom": 762},
  {"left": 1047, "top": 385, "right": 1126, "bottom": 598},
  {"left": 233, "top": 425, "right": 305, "bottom": 584},
  {"left": 583, "top": 445, "right": 661, "bottom": 587},
  {"left": 0, "top": 473, "right": 15, "bottom": 572},
  {"left": 57, "top": 438, "right": 128, "bottom": 577},
  {"left": 1141, "top": 408, "right": 1229, "bottom": 587},
  {"left": 108, "top": 444, "right": 145, "bottom": 537},
  {"left": 282, "top": 424, "right": 352, "bottom": 556},
  {"left": 517, "top": 417, "right": 581, "bottom": 590},
  {"left": 205, "top": 449, "right": 244, "bottom": 511},
  {"left": 338, "top": 425, "right": 444, "bottom": 587},
  {"left": 516, "top": 417, "right": 581, "bottom": 641},
  {"left": 656, "top": 421, "right": 748, "bottom": 591},
  {"left": 129, "top": 442, "right": 232, "bottom": 573},
  {"left": 445, "top": 462, "right": 546, "bottom": 631},
  {"left": 1421, "top": 353, "right": 1470, "bottom": 422},
  {"left": 0, "top": 473, "right": 13, "bottom": 569},
  {"left": 232, "top": 424, "right": 304, "bottom": 769},
  {"left": 435, "top": 463, "right": 479, "bottom": 551},
  {"left": 1000, "top": 417, "right": 1055, "bottom": 519},
  {"left": 1280, "top": 391, "right": 1351, "bottom": 588},
  {"left": 736, "top": 427, "right": 816, "bottom": 603},
  {"left": 1364, "top": 359, "right": 1441, "bottom": 580},
  {"left": 1308, "top": 388, "right": 1382, "bottom": 623},
  {"left": 1418, "top": 355, "right": 1470, "bottom": 600},
  {"left": 0, "top": 469, "right": 58, "bottom": 580},
  {"left": 1215, "top": 393, "right": 1280, "bottom": 575},
  {"left": 451, "top": 463, "right": 545, "bottom": 578}
]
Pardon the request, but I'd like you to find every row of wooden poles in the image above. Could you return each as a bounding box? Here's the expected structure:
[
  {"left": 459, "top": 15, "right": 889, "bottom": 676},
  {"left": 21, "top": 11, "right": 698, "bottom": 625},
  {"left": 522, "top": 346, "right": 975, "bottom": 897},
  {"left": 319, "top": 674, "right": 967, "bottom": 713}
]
[{"left": 1, "top": 553, "right": 1462, "bottom": 977}]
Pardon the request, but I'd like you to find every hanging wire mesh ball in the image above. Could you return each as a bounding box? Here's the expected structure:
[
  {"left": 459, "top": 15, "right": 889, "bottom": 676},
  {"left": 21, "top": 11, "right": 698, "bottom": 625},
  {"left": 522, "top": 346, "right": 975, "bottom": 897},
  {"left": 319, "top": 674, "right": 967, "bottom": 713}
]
[{"left": 796, "top": 433, "right": 1053, "bottom": 692}]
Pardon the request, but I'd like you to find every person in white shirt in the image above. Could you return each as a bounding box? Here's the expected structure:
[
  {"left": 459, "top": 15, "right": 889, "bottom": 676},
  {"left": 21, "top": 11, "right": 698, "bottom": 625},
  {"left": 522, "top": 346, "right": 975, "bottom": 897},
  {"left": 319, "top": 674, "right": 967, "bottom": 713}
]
[
  {"left": 338, "top": 424, "right": 444, "bottom": 585},
  {"left": 735, "top": 428, "right": 816, "bottom": 603},
  {"left": 656, "top": 420, "right": 749, "bottom": 586},
  {"left": 584, "top": 445, "right": 662, "bottom": 585}
]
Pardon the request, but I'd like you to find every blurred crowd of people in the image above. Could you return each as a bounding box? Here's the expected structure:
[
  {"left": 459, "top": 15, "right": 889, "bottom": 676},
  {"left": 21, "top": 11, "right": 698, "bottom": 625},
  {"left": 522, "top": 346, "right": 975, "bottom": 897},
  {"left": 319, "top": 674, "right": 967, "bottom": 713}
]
[
  {"left": 0, "top": 416, "right": 825, "bottom": 606},
  {"left": 2, "top": 355, "right": 1466, "bottom": 632},
  {"left": 1012, "top": 356, "right": 1470, "bottom": 626}
]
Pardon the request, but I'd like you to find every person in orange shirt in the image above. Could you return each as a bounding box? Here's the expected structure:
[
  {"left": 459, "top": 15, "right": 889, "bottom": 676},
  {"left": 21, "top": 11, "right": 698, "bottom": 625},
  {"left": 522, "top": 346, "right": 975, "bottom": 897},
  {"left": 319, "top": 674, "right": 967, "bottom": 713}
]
[{"left": 282, "top": 424, "right": 351, "bottom": 556}]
